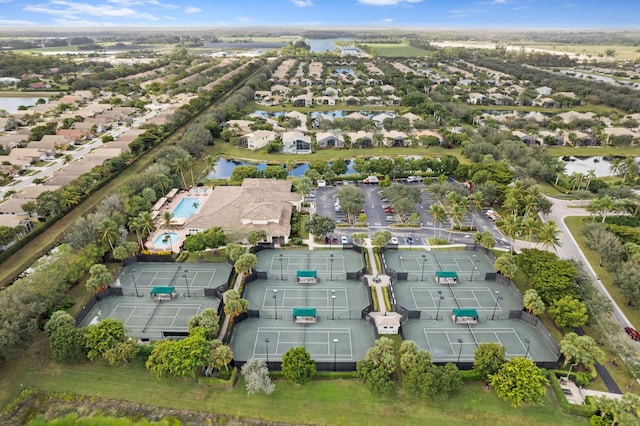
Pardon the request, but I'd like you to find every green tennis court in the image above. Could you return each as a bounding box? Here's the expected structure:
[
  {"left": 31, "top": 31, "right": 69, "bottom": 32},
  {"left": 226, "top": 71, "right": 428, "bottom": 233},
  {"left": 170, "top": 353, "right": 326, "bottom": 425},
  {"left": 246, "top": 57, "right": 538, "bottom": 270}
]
[
  {"left": 409, "top": 287, "right": 502, "bottom": 313},
  {"left": 384, "top": 249, "right": 491, "bottom": 281},
  {"left": 422, "top": 327, "right": 528, "bottom": 362},
  {"left": 110, "top": 302, "right": 201, "bottom": 332},
  {"left": 257, "top": 249, "right": 364, "bottom": 281},
  {"left": 254, "top": 326, "right": 354, "bottom": 361},
  {"left": 262, "top": 286, "right": 349, "bottom": 312},
  {"left": 119, "top": 263, "right": 233, "bottom": 297}
]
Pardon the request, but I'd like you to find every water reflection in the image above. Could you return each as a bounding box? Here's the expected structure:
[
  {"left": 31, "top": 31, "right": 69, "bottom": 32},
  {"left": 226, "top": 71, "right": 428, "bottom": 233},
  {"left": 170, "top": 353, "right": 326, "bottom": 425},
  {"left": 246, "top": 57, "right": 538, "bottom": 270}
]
[{"left": 206, "top": 157, "right": 357, "bottom": 179}]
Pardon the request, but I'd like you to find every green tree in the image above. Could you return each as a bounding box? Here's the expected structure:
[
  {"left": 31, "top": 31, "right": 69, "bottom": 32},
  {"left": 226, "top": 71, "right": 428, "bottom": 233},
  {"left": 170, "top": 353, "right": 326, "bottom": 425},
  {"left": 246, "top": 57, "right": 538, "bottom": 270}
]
[
  {"left": 356, "top": 337, "right": 397, "bottom": 396},
  {"left": 146, "top": 328, "right": 210, "bottom": 378},
  {"left": 234, "top": 253, "right": 257, "bottom": 275},
  {"left": 372, "top": 230, "right": 392, "bottom": 249},
  {"left": 494, "top": 253, "right": 518, "bottom": 280},
  {"left": 45, "top": 311, "right": 87, "bottom": 363},
  {"left": 612, "top": 264, "right": 640, "bottom": 307},
  {"left": 247, "top": 230, "right": 267, "bottom": 246},
  {"left": 241, "top": 358, "right": 275, "bottom": 395},
  {"left": 337, "top": 185, "right": 365, "bottom": 225},
  {"left": 282, "top": 346, "right": 317, "bottom": 385},
  {"left": 211, "top": 341, "right": 234, "bottom": 372},
  {"left": 548, "top": 296, "right": 588, "bottom": 329},
  {"left": 536, "top": 220, "right": 562, "bottom": 253},
  {"left": 113, "top": 241, "right": 139, "bottom": 262},
  {"left": 560, "top": 332, "right": 605, "bottom": 371},
  {"left": 96, "top": 218, "right": 119, "bottom": 252},
  {"left": 523, "top": 289, "right": 545, "bottom": 316},
  {"left": 473, "top": 230, "right": 496, "bottom": 249},
  {"left": 103, "top": 338, "right": 140, "bottom": 366},
  {"left": 422, "top": 363, "right": 463, "bottom": 402},
  {"left": 84, "top": 318, "right": 126, "bottom": 361},
  {"left": 226, "top": 243, "right": 246, "bottom": 262},
  {"left": 86, "top": 263, "right": 113, "bottom": 292},
  {"left": 188, "top": 308, "right": 220, "bottom": 340},
  {"left": 223, "top": 289, "right": 249, "bottom": 321},
  {"left": 307, "top": 215, "right": 336, "bottom": 238},
  {"left": 473, "top": 342, "right": 506, "bottom": 382},
  {"left": 489, "top": 357, "right": 549, "bottom": 407}
]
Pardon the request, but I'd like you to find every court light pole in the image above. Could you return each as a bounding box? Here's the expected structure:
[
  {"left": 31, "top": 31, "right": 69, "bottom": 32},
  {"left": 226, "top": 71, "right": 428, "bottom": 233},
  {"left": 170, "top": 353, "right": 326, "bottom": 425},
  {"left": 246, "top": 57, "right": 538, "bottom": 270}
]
[
  {"left": 332, "top": 294, "right": 336, "bottom": 320},
  {"left": 524, "top": 338, "right": 531, "bottom": 360},
  {"left": 279, "top": 254, "right": 284, "bottom": 280},
  {"left": 130, "top": 268, "right": 140, "bottom": 297},
  {"left": 265, "top": 337, "right": 270, "bottom": 364},
  {"left": 330, "top": 254, "right": 334, "bottom": 281},
  {"left": 272, "top": 289, "right": 278, "bottom": 320},
  {"left": 183, "top": 269, "right": 190, "bottom": 297},
  {"left": 456, "top": 338, "right": 463, "bottom": 366},
  {"left": 435, "top": 291, "right": 444, "bottom": 321},
  {"left": 420, "top": 254, "right": 427, "bottom": 281},
  {"left": 491, "top": 291, "right": 503, "bottom": 320},
  {"left": 333, "top": 338, "right": 338, "bottom": 372},
  {"left": 409, "top": 232, "right": 413, "bottom": 250}
]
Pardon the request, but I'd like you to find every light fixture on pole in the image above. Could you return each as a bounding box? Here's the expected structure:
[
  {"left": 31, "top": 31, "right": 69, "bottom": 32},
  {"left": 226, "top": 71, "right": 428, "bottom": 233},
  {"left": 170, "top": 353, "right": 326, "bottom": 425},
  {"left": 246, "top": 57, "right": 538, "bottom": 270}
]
[
  {"left": 409, "top": 232, "right": 413, "bottom": 250},
  {"left": 333, "top": 338, "right": 338, "bottom": 371},
  {"left": 491, "top": 291, "right": 503, "bottom": 320},
  {"left": 332, "top": 295, "right": 336, "bottom": 320},
  {"left": 130, "top": 268, "right": 140, "bottom": 297},
  {"left": 183, "top": 269, "right": 190, "bottom": 297},
  {"left": 421, "top": 254, "right": 427, "bottom": 281},
  {"left": 330, "top": 254, "right": 334, "bottom": 281},
  {"left": 279, "top": 253, "right": 284, "bottom": 280},
  {"left": 524, "top": 338, "right": 531, "bottom": 359},
  {"left": 265, "top": 337, "right": 270, "bottom": 364},
  {"left": 272, "top": 289, "right": 278, "bottom": 320},
  {"left": 456, "top": 338, "right": 463, "bottom": 366},
  {"left": 435, "top": 291, "right": 444, "bottom": 321}
]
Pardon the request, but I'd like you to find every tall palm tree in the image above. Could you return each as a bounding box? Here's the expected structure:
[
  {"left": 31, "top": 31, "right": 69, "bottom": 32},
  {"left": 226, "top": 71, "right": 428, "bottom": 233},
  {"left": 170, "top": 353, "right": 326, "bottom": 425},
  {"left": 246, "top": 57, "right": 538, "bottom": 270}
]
[
  {"left": 137, "top": 211, "right": 156, "bottom": 249},
  {"left": 449, "top": 203, "right": 465, "bottom": 242},
  {"left": 128, "top": 216, "right": 143, "bottom": 248},
  {"left": 469, "top": 191, "right": 485, "bottom": 229},
  {"left": 185, "top": 156, "right": 196, "bottom": 187},
  {"left": 609, "top": 157, "right": 624, "bottom": 180},
  {"left": 536, "top": 220, "right": 561, "bottom": 252},
  {"left": 295, "top": 177, "right": 312, "bottom": 201},
  {"left": 173, "top": 158, "right": 189, "bottom": 188},
  {"left": 286, "top": 158, "right": 296, "bottom": 178},
  {"left": 550, "top": 157, "right": 566, "bottom": 186},
  {"left": 585, "top": 169, "right": 596, "bottom": 190},
  {"left": 97, "top": 218, "right": 119, "bottom": 252},
  {"left": 429, "top": 204, "right": 447, "bottom": 239},
  {"left": 161, "top": 211, "right": 176, "bottom": 251},
  {"left": 520, "top": 216, "right": 539, "bottom": 248},
  {"left": 501, "top": 214, "right": 521, "bottom": 254},
  {"left": 621, "top": 157, "right": 638, "bottom": 185},
  {"left": 200, "top": 155, "right": 216, "bottom": 180},
  {"left": 503, "top": 195, "right": 520, "bottom": 217},
  {"left": 598, "top": 195, "right": 616, "bottom": 223}
]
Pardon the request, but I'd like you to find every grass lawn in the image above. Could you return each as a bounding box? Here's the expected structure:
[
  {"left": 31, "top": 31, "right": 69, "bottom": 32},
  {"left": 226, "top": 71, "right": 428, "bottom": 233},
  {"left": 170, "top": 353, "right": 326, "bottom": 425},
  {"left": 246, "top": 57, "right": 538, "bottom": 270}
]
[
  {"left": 363, "top": 43, "right": 433, "bottom": 57},
  {"left": 0, "top": 345, "right": 586, "bottom": 426},
  {"left": 205, "top": 142, "right": 467, "bottom": 165},
  {"left": 546, "top": 146, "right": 640, "bottom": 158}
]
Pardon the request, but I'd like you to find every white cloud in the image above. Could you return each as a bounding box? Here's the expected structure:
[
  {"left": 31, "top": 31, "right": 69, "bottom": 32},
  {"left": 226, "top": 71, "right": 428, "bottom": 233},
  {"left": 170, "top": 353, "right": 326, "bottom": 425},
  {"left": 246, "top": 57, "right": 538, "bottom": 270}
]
[
  {"left": 357, "top": 0, "right": 421, "bottom": 5},
  {"left": 23, "top": 1, "right": 159, "bottom": 20},
  {"left": 449, "top": 7, "right": 481, "bottom": 18},
  {"left": 0, "top": 18, "right": 36, "bottom": 25},
  {"left": 380, "top": 17, "right": 394, "bottom": 22},
  {"left": 107, "top": 0, "right": 177, "bottom": 7},
  {"left": 290, "top": 0, "right": 312, "bottom": 6},
  {"left": 184, "top": 5, "right": 201, "bottom": 13},
  {"left": 237, "top": 16, "right": 256, "bottom": 22}
]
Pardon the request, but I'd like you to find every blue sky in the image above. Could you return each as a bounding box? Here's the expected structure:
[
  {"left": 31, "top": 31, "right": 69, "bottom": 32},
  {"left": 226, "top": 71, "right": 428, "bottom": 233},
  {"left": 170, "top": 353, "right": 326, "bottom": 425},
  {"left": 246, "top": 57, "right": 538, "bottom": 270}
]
[{"left": 0, "top": 0, "right": 638, "bottom": 28}]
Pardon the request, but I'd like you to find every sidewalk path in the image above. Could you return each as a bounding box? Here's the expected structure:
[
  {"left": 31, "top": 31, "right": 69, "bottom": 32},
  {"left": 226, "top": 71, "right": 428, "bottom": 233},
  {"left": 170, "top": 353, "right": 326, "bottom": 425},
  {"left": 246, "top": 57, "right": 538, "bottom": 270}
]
[
  {"left": 364, "top": 238, "right": 388, "bottom": 314},
  {"left": 217, "top": 246, "right": 249, "bottom": 341}
]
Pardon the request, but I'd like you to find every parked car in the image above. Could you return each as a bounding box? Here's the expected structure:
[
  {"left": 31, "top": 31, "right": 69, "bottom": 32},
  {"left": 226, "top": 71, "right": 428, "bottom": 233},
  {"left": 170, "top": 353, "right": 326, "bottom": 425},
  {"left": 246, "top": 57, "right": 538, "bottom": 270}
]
[
  {"left": 341, "top": 236, "right": 348, "bottom": 244},
  {"left": 386, "top": 216, "right": 396, "bottom": 222},
  {"left": 390, "top": 237, "right": 399, "bottom": 244},
  {"left": 625, "top": 326, "right": 640, "bottom": 341},
  {"left": 407, "top": 236, "right": 415, "bottom": 245}
]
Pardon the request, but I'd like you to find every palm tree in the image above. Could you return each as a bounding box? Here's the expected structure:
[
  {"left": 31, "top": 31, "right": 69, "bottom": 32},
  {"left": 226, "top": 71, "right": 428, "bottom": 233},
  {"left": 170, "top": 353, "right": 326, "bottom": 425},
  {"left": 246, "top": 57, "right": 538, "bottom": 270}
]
[
  {"left": 161, "top": 211, "right": 176, "bottom": 252},
  {"left": 609, "top": 157, "right": 624, "bottom": 181},
  {"left": 536, "top": 220, "right": 561, "bottom": 252},
  {"left": 173, "top": 158, "right": 189, "bottom": 188},
  {"left": 598, "top": 195, "right": 616, "bottom": 223},
  {"left": 501, "top": 214, "right": 520, "bottom": 254},
  {"left": 429, "top": 204, "right": 447, "bottom": 239},
  {"left": 286, "top": 158, "right": 296, "bottom": 178},
  {"left": 448, "top": 203, "right": 465, "bottom": 241},
  {"left": 137, "top": 211, "right": 156, "bottom": 246},
  {"left": 621, "top": 157, "right": 638, "bottom": 185},
  {"left": 520, "top": 216, "right": 539, "bottom": 248},
  {"left": 550, "top": 157, "right": 566, "bottom": 186},
  {"left": 295, "top": 177, "right": 312, "bottom": 201},
  {"left": 97, "top": 218, "right": 119, "bottom": 252},
  {"left": 585, "top": 169, "right": 596, "bottom": 190},
  {"left": 128, "top": 216, "right": 143, "bottom": 248},
  {"left": 185, "top": 156, "right": 196, "bottom": 187},
  {"left": 200, "top": 155, "right": 216, "bottom": 180},
  {"left": 569, "top": 172, "right": 583, "bottom": 191},
  {"left": 503, "top": 195, "right": 520, "bottom": 217},
  {"left": 522, "top": 193, "right": 539, "bottom": 219},
  {"left": 469, "top": 191, "right": 485, "bottom": 229}
]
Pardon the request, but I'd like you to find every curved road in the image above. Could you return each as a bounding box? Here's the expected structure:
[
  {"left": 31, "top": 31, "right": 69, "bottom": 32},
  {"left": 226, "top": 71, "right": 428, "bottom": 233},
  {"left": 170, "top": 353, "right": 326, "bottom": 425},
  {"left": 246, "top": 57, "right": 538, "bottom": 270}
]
[{"left": 535, "top": 196, "right": 633, "bottom": 330}]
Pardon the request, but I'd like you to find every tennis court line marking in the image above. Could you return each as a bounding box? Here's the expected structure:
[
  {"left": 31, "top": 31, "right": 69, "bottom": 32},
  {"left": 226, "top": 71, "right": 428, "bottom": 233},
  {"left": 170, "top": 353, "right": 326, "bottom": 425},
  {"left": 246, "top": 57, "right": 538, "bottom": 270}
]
[
  {"left": 262, "top": 287, "right": 350, "bottom": 310},
  {"left": 409, "top": 287, "right": 502, "bottom": 311},
  {"left": 254, "top": 327, "right": 354, "bottom": 360},
  {"left": 423, "top": 327, "right": 527, "bottom": 356},
  {"left": 269, "top": 255, "right": 347, "bottom": 274}
]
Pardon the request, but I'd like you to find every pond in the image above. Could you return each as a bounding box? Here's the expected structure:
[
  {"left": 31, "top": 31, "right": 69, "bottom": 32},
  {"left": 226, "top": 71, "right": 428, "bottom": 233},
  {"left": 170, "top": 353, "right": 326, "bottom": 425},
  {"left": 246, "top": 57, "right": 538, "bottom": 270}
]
[
  {"left": 560, "top": 156, "right": 623, "bottom": 177},
  {"left": 0, "top": 97, "right": 46, "bottom": 114},
  {"left": 334, "top": 67, "right": 355, "bottom": 75},
  {"left": 206, "top": 157, "right": 358, "bottom": 180},
  {"left": 307, "top": 38, "right": 354, "bottom": 52}
]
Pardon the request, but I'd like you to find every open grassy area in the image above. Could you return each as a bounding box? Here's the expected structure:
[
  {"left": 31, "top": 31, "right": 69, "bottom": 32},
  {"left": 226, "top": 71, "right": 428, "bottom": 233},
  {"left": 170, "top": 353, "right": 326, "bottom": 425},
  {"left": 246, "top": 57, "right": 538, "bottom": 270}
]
[
  {"left": 522, "top": 43, "right": 640, "bottom": 61},
  {"left": 363, "top": 43, "right": 433, "bottom": 57},
  {"left": 205, "top": 142, "right": 467, "bottom": 165},
  {"left": 0, "top": 343, "right": 586, "bottom": 426}
]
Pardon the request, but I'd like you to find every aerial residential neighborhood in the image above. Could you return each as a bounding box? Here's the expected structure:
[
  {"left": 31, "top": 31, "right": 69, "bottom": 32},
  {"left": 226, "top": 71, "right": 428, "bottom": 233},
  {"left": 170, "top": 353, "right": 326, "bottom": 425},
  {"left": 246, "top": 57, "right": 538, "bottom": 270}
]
[{"left": 1, "top": 2, "right": 640, "bottom": 424}]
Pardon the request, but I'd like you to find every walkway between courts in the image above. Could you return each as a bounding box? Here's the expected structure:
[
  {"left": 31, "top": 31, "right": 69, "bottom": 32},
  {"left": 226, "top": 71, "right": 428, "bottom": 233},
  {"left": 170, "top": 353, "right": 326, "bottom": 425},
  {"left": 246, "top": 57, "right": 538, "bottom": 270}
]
[
  {"left": 217, "top": 246, "right": 248, "bottom": 341},
  {"left": 364, "top": 238, "right": 387, "bottom": 314}
]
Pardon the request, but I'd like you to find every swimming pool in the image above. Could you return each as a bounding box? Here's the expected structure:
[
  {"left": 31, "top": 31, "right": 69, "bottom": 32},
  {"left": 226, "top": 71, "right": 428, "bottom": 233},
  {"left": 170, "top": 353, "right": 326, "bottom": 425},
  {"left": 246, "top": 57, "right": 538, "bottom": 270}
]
[
  {"left": 172, "top": 198, "right": 200, "bottom": 219},
  {"left": 154, "top": 232, "right": 180, "bottom": 248}
]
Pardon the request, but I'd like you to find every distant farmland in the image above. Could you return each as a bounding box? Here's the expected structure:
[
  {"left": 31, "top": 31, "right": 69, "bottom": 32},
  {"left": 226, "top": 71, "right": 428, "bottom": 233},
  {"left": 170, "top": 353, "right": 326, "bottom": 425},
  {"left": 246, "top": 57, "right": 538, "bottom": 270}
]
[{"left": 363, "top": 43, "right": 431, "bottom": 57}]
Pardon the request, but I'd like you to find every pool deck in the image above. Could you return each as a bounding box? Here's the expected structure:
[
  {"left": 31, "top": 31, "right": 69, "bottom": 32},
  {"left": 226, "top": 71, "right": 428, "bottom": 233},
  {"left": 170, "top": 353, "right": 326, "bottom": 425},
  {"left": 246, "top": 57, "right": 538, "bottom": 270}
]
[{"left": 146, "top": 187, "right": 213, "bottom": 253}]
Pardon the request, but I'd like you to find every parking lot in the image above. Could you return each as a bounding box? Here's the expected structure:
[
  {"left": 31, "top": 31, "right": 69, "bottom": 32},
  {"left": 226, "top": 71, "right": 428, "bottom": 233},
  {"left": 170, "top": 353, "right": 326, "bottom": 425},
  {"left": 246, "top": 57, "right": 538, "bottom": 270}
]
[{"left": 309, "top": 181, "right": 508, "bottom": 249}]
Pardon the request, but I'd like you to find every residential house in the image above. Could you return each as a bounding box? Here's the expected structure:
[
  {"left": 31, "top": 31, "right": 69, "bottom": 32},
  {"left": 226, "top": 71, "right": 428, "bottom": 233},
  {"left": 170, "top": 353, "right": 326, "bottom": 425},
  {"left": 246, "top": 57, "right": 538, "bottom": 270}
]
[
  {"left": 467, "top": 93, "right": 488, "bottom": 105},
  {"left": 512, "top": 130, "right": 542, "bottom": 145},
  {"left": 535, "top": 86, "right": 553, "bottom": 97},
  {"left": 56, "top": 129, "right": 90, "bottom": 143},
  {"left": 385, "top": 95, "right": 401, "bottom": 106},
  {"left": 315, "top": 132, "right": 345, "bottom": 149},
  {"left": 238, "top": 130, "right": 277, "bottom": 150},
  {"left": 282, "top": 131, "right": 312, "bottom": 154},
  {"left": 383, "top": 130, "right": 409, "bottom": 147},
  {"left": 292, "top": 94, "right": 313, "bottom": 107},
  {"left": 347, "top": 131, "right": 374, "bottom": 148},
  {"left": 184, "top": 179, "right": 301, "bottom": 244},
  {"left": 34, "top": 135, "right": 73, "bottom": 151},
  {"left": 413, "top": 129, "right": 443, "bottom": 145},
  {"left": 489, "top": 93, "right": 515, "bottom": 106},
  {"left": 0, "top": 134, "right": 27, "bottom": 150},
  {"left": 402, "top": 112, "right": 422, "bottom": 125},
  {"left": 7, "top": 148, "right": 46, "bottom": 168},
  {"left": 372, "top": 112, "right": 393, "bottom": 127}
]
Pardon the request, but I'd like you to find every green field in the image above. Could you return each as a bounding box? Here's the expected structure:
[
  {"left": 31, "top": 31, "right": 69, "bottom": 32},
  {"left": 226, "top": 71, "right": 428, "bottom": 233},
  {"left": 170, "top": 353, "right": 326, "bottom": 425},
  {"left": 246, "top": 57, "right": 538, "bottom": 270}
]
[
  {"left": 364, "top": 43, "right": 432, "bottom": 57},
  {"left": 1, "top": 348, "right": 586, "bottom": 426}
]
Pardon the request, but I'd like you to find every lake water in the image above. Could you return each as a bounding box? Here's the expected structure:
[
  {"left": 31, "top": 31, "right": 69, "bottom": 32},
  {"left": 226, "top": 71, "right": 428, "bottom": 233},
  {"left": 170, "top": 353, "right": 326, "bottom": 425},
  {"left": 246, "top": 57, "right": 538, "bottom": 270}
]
[
  {"left": 206, "top": 157, "right": 357, "bottom": 180},
  {"left": 0, "top": 97, "right": 46, "bottom": 114},
  {"left": 307, "top": 38, "right": 354, "bottom": 52},
  {"left": 560, "top": 156, "right": 632, "bottom": 177}
]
